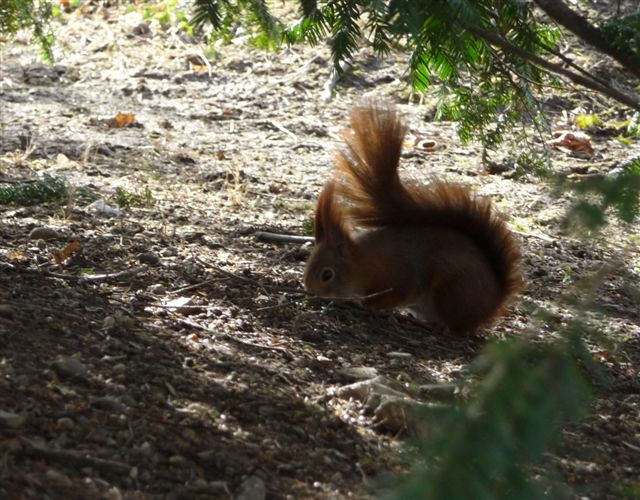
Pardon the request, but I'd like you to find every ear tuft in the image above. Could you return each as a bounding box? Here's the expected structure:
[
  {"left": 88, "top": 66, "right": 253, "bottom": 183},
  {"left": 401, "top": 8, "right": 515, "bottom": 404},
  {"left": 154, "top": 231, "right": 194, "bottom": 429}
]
[
  {"left": 315, "top": 181, "right": 335, "bottom": 242},
  {"left": 314, "top": 181, "right": 354, "bottom": 248}
]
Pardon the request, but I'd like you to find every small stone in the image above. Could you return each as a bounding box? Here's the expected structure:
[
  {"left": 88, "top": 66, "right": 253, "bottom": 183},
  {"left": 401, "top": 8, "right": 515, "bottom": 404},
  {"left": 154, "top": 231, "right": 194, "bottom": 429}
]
[
  {"left": 51, "top": 357, "right": 88, "bottom": 380},
  {"left": 235, "top": 475, "right": 266, "bottom": 500},
  {"left": 159, "top": 247, "right": 177, "bottom": 257},
  {"left": 418, "top": 383, "right": 458, "bottom": 401},
  {"left": 56, "top": 417, "right": 75, "bottom": 431},
  {"left": 0, "top": 305, "right": 15, "bottom": 319},
  {"left": 0, "top": 410, "right": 26, "bottom": 429},
  {"left": 45, "top": 468, "right": 72, "bottom": 488},
  {"left": 132, "top": 22, "right": 151, "bottom": 37},
  {"left": 29, "top": 227, "right": 60, "bottom": 241},
  {"left": 315, "top": 355, "right": 334, "bottom": 366},
  {"left": 209, "top": 481, "right": 230, "bottom": 494},
  {"left": 188, "top": 478, "right": 208, "bottom": 491},
  {"left": 147, "top": 283, "right": 166, "bottom": 294},
  {"left": 169, "top": 455, "right": 187, "bottom": 465},
  {"left": 103, "top": 316, "right": 117, "bottom": 331},
  {"left": 181, "top": 428, "right": 198, "bottom": 442},
  {"left": 386, "top": 351, "right": 413, "bottom": 359},
  {"left": 339, "top": 366, "right": 379, "bottom": 380},
  {"left": 91, "top": 397, "right": 127, "bottom": 413},
  {"left": 137, "top": 252, "right": 160, "bottom": 266},
  {"left": 182, "top": 231, "right": 205, "bottom": 243},
  {"left": 196, "top": 449, "right": 216, "bottom": 461},
  {"left": 139, "top": 441, "right": 153, "bottom": 456},
  {"left": 113, "top": 363, "right": 126, "bottom": 374},
  {"left": 104, "top": 486, "right": 123, "bottom": 500},
  {"left": 120, "top": 394, "right": 137, "bottom": 408},
  {"left": 336, "top": 376, "right": 407, "bottom": 403}
]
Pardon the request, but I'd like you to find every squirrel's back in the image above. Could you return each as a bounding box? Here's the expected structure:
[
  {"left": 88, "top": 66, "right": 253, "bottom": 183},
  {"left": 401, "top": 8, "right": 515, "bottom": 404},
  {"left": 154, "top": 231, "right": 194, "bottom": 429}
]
[{"left": 334, "top": 101, "right": 522, "bottom": 320}]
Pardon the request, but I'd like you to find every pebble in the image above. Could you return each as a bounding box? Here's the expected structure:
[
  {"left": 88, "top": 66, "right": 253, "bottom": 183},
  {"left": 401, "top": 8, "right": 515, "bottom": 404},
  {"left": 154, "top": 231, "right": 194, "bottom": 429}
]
[
  {"left": 147, "top": 283, "right": 166, "bottom": 294},
  {"left": 196, "top": 449, "right": 216, "bottom": 461},
  {"left": 0, "top": 410, "right": 26, "bottom": 429},
  {"left": 0, "top": 304, "right": 15, "bottom": 319},
  {"left": 209, "top": 481, "right": 230, "bottom": 494},
  {"left": 181, "top": 428, "right": 198, "bottom": 442},
  {"left": 137, "top": 252, "right": 160, "bottom": 266},
  {"left": 120, "top": 394, "right": 137, "bottom": 409},
  {"left": 418, "top": 383, "right": 458, "bottom": 401},
  {"left": 113, "top": 363, "right": 126, "bottom": 374},
  {"left": 91, "top": 397, "right": 127, "bottom": 413},
  {"left": 29, "top": 227, "right": 60, "bottom": 241},
  {"left": 140, "top": 441, "right": 153, "bottom": 455},
  {"left": 45, "top": 468, "right": 72, "bottom": 488},
  {"left": 131, "top": 22, "right": 151, "bottom": 37},
  {"left": 338, "top": 366, "right": 379, "bottom": 380},
  {"left": 51, "top": 357, "right": 88, "bottom": 380},
  {"left": 188, "top": 478, "right": 208, "bottom": 491},
  {"left": 315, "top": 355, "right": 334, "bottom": 367},
  {"left": 56, "top": 417, "right": 75, "bottom": 431},
  {"left": 235, "top": 475, "right": 266, "bottom": 500},
  {"left": 104, "top": 486, "right": 123, "bottom": 500},
  {"left": 169, "top": 455, "right": 187, "bottom": 465},
  {"left": 103, "top": 316, "right": 117, "bottom": 331},
  {"left": 386, "top": 351, "right": 413, "bottom": 359}
]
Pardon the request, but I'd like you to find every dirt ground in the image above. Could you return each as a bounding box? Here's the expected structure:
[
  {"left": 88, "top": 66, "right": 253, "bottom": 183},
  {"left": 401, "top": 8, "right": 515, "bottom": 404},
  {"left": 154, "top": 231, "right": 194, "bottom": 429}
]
[{"left": 1, "top": 4, "right": 639, "bottom": 499}]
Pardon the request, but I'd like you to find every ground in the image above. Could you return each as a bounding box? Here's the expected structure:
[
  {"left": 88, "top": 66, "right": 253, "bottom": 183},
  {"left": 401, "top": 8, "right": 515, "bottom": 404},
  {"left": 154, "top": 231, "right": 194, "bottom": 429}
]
[{"left": 1, "top": 4, "right": 639, "bottom": 499}]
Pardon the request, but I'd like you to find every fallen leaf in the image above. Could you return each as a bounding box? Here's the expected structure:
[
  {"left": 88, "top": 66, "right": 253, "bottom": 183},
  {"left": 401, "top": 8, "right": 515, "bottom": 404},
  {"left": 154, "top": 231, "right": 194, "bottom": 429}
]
[
  {"left": 190, "top": 64, "right": 208, "bottom": 72},
  {"left": 414, "top": 138, "right": 439, "bottom": 152},
  {"left": 53, "top": 241, "right": 81, "bottom": 264},
  {"left": 108, "top": 113, "right": 137, "bottom": 128},
  {"left": 546, "top": 130, "right": 594, "bottom": 156}
]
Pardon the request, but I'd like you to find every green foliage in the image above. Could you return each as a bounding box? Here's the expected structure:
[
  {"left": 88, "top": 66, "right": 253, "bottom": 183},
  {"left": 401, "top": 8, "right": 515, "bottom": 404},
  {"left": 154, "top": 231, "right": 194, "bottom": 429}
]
[
  {"left": 142, "top": 0, "right": 195, "bottom": 34},
  {"left": 599, "top": 12, "right": 640, "bottom": 66},
  {"left": 628, "top": 113, "right": 640, "bottom": 138},
  {"left": 191, "top": 0, "right": 281, "bottom": 48},
  {"left": 190, "top": 0, "right": 640, "bottom": 161},
  {"left": 575, "top": 113, "right": 602, "bottom": 130},
  {"left": 115, "top": 186, "right": 154, "bottom": 208},
  {"left": 0, "top": 175, "right": 68, "bottom": 205},
  {"left": 569, "top": 158, "right": 640, "bottom": 229},
  {"left": 0, "top": 0, "right": 54, "bottom": 60},
  {"left": 283, "top": 0, "right": 562, "bottom": 156},
  {"left": 386, "top": 325, "right": 593, "bottom": 500},
  {"left": 303, "top": 215, "right": 315, "bottom": 237}
]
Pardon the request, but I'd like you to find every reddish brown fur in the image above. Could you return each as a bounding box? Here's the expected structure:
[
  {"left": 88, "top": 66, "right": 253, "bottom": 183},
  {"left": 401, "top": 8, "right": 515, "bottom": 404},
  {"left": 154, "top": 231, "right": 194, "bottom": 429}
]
[{"left": 305, "top": 101, "right": 523, "bottom": 334}]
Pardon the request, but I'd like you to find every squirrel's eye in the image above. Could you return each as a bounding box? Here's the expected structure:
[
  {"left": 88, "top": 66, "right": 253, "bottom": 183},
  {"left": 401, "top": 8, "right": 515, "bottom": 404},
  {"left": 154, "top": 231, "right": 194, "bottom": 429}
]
[{"left": 321, "top": 268, "right": 334, "bottom": 282}]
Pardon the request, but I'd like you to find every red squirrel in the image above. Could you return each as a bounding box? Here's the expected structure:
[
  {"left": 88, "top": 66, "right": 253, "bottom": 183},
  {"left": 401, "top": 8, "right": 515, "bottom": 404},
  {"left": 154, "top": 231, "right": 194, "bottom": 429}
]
[{"left": 303, "top": 101, "right": 522, "bottom": 335}]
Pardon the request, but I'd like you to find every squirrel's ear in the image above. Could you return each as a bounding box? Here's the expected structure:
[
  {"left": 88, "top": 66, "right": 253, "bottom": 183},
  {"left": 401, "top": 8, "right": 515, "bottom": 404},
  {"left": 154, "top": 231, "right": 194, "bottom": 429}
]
[
  {"left": 315, "top": 181, "right": 336, "bottom": 243},
  {"left": 314, "top": 181, "right": 351, "bottom": 250}
]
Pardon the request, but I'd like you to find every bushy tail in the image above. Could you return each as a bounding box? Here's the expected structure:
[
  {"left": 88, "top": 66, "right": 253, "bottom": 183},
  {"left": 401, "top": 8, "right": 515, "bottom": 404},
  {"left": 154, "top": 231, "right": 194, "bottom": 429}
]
[{"left": 334, "top": 101, "right": 522, "bottom": 304}]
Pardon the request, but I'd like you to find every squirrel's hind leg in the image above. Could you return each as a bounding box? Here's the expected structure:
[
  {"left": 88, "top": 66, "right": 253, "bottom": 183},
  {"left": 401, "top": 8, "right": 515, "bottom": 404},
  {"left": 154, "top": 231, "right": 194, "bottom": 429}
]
[{"left": 404, "top": 299, "right": 451, "bottom": 336}]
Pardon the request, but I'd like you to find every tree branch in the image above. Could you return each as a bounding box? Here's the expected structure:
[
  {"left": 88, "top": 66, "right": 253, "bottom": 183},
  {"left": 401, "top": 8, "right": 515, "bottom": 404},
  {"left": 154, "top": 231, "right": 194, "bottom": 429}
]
[
  {"left": 464, "top": 24, "right": 640, "bottom": 112},
  {"left": 532, "top": 0, "right": 640, "bottom": 80}
]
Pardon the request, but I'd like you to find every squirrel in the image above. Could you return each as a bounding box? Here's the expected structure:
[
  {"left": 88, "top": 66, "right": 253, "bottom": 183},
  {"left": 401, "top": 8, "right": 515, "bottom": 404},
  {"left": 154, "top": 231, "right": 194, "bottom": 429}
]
[{"left": 303, "top": 101, "right": 522, "bottom": 335}]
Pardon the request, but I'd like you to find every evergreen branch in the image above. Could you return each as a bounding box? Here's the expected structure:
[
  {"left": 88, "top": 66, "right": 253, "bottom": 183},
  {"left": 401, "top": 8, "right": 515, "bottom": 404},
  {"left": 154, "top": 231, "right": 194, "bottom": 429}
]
[
  {"left": 299, "top": 0, "right": 318, "bottom": 17},
  {"left": 533, "top": 0, "right": 640, "bottom": 79},
  {"left": 191, "top": 0, "right": 223, "bottom": 30},
  {"left": 245, "top": 0, "right": 280, "bottom": 39},
  {"left": 465, "top": 24, "right": 640, "bottom": 111},
  {"left": 0, "top": 175, "right": 69, "bottom": 205},
  {"left": 535, "top": 40, "right": 614, "bottom": 91}
]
